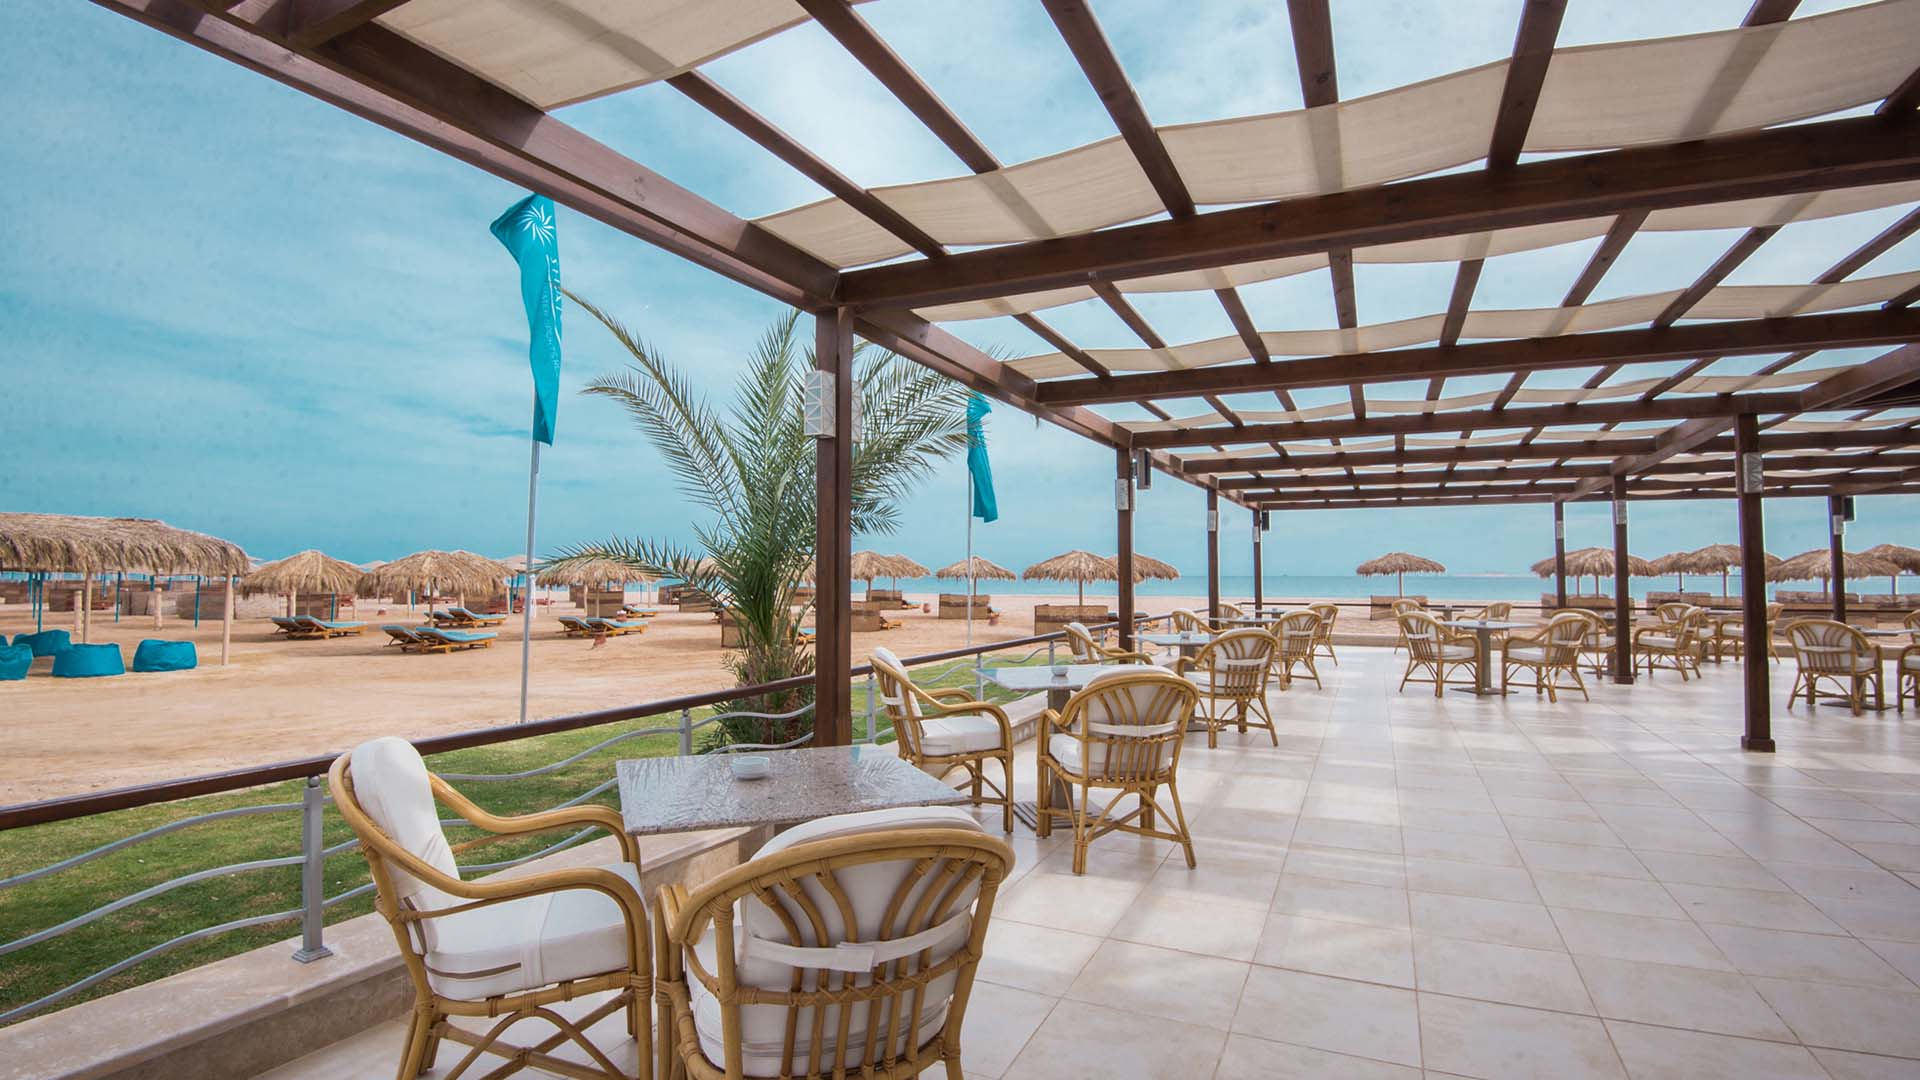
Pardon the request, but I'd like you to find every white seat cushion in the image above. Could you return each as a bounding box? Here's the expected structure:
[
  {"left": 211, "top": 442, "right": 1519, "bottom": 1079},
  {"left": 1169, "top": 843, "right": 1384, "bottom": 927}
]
[
  {"left": 424, "top": 861, "right": 641, "bottom": 999},
  {"left": 1048, "top": 731, "right": 1175, "bottom": 778},
  {"left": 1591, "top": 635, "right": 1615, "bottom": 649},
  {"left": 1903, "top": 652, "right": 1920, "bottom": 671},
  {"left": 1506, "top": 646, "right": 1547, "bottom": 664},
  {"left": 1641, "top": 635, "right": 1679, "bottom": 649},
  {"left": 918, "top": 713, "right": 1005, "bottom": 755},
  {"left": 1437, "top": 642, "right": 1476, "bottom": 660}
]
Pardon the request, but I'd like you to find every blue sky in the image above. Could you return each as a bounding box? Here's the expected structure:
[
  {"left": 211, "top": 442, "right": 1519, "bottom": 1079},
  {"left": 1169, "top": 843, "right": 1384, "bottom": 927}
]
[{"left": 2, "top": 0, "right": 1916, "bottom": 580}]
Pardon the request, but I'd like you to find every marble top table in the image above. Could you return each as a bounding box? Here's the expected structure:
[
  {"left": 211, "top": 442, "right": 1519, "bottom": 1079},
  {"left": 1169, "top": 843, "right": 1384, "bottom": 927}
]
[
  {"left": 617, "top": 745, "right": 966, "bottom": 836},
  {"left": 1139, "top": 631, "right": 1214, "bottom": 661},
  {"left": 1440, "top": 619, "right": 1534, "bottom": 696},
  {"left": 982, "top": 662, "right": 1131, "bottom": 711}
]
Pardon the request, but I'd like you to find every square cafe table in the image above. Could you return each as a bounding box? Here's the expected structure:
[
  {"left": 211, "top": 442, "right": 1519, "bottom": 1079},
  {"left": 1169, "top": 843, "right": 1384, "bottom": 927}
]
[
  {"left": 1851, "top": 626, "right": 1910, "bottom": 712},
  {"left": 617, "top": 744, "right": 966, "bottom": 836},
  {"left": 1440, "top": 618, "right": 1534, "bottom": 696},
  {"left": 1138, "top": 630, "right": 1214, "bottom": 662},
  {"left": 981, "top": 662, "right": 1131, "bottom": 711}
]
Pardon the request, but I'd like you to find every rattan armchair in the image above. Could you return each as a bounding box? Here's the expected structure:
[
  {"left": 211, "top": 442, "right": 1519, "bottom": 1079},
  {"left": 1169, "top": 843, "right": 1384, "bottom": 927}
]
[
  {"left": 870, "top": 646, "right": 1014, "bottom": 832},
  {"left": 1172, "top": 626, "right": 1277, "bottom": 747},
  {"left": 1709, "top": 602, "right": 1782, "bottom": 663},
  {"left": 1270, "top": 609, "right": 1325, "bottom": 690},
  {"left": 1219, "top": 602, "right": 1245, "bottom": 619},
  {"left": 1634, "top": 606, "right": 1708, "bottom": 680},
  {"left": 1037, "top": 668, "right": 1199, "bottom": 874},
  {"left": 330, "top": 737, "right": 650, "bottom": 1080},
  {"left": 1898, "top": 642, "right": 1920, "bottom": 711},
  {"left": 1501, "top": 612, "right": 1593, "bottom": 702},
  {"left": 1063, "top": 620, "right": 1154, "bottom": 664},
  {"left": 1468, "top": 601, "right": 1515, "bottom": 651},
  {"left": 1307, "top": 602, "right": 1340, "bottom": 666},
  {"left": 1783, "top": 619, "right": 1883, "bottom": 716},
  {"left": 1396, "top": 611, "right": 1480, "bottom": 697},
  {"left": 653, "top": 808, "right": 1011, "bottom": 1080},
  {"left": 1390, "top": 598, "right": 1422, "bottom": 653},
  {"left": 1170, "top": 607, "right": 1222, "bottom": 634}
]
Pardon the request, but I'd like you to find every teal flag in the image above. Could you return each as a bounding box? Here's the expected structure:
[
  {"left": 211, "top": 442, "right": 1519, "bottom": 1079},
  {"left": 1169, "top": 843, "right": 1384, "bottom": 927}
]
[
  {"left": 966, "top": 392, "right": 999, "bottom": 523},
  {"left": 490, "top": 194, "right": 563, "bottom": 444}
]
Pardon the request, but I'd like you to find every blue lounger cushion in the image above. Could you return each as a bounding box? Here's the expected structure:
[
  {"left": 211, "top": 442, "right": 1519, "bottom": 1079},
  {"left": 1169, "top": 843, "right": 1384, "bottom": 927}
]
[
  {"left": 15, "top": 630, "right": 72, "bottom": 657},
  {"left": 133, "top": 639, "right": 197, "bottom": 672},
  {"left": 0, "top": 644, "right": 30, "bottom": 681},
  {"left": 425, "top": 629, "right": 496, "bottom": 643},
  {"left": 53, "top": 643, "right": 124, "bottom": 678}
]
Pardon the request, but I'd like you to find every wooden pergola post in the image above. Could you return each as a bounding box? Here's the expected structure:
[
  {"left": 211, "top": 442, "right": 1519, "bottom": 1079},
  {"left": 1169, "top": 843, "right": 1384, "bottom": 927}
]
[
  {"left": 812, "top": 308, "right": 854, "bottom": 747},
  {"left": 1251, "top": 512, "right": 1263, "bottom": 611},
  {"left": 1611, "top": 477, "right": 1633, "bottom": 684},
  {"left": 1205, "top": 489, "right": 1220, "bottom": 620},
  {"left": 1553, "top": 502, "right": 1569, "bottom": 608},
  {"left": 1828, "top": 494, "right": 1849, "bottom": 622},
  {"left": 1116, "top": 447, "right": 1135, "bottom": 650},
  {"left": 221, "top": 574, "right": 234, "bottom": 666},
  {"left": 1736, "top": 413, "right": 1773, "bottom": 751}
]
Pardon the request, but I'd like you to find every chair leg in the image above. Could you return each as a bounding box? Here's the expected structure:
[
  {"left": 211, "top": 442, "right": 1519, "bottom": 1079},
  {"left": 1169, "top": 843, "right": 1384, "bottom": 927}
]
[
  {"left": 1035, "top": 759, "right": 1053, "bottom": 838},
  {"left": 396, "top": 1005, "right": 435, "bottom": 1080},
  {"left": 1164, "top": 779, "right": 1197, "bottom": 869},
  {"left": 1001, "top": 754, "right": 1015, "bottom": 833}
]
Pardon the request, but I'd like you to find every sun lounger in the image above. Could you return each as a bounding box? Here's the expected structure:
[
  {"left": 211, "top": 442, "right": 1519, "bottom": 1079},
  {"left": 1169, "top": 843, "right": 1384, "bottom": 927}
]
[
  {"left": 447, "top": 606, "right": 507, "bottom": 627},
  {"left": 270, "top": 616, "right": 303, "bottom": 635},
  {"left": 556, "top": 615, "right": 595, "bottom": 637},
  {"left": 290, "top": 615, "right": 367, "bottom": 639},
  {"left": 414, "top": 627, "right": 497, "bottom": 653},
  {"left": 382, "top": 625, "right": 431, "bottom": 649},
  {"left": 617, "top": 606, "right": 659, "bottom": 618},
  {"left": 583, "top": 617, "right": 647, "bottom": 636}
]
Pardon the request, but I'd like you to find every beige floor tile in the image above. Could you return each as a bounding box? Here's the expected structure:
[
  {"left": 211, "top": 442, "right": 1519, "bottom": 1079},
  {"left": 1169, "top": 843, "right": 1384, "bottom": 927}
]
[
  {"left": 1517, "top": 838, "right": 1651, "bottom": 879},
  {"left": 1702, "top": 923, "right": 1915, "bottom": 989},
  {"left": 1065, "top": 939, "right": 1248, "bottom": 1032},
  {"left": 1212, "top": 1032, "right": 1420, "bottom": 1080},
  {"left": 1809, "top": 1047, "right": 1920, "bottom": 1080},
  {"left": 1292, "top": 816, "right": 1404, "bottom": 854},
  {"left": 1403, "top": 856, "right": 1540, "bottom": 903},
  {"left": 994, "top": 869, "right": 1146, "bottom": 936},
  {"left": 1402, "top": 827, "right": 1523, "bottom": 866},
  {"left": 1502, "top": 814, "right": 1627, "bottom": 847},
  {"left": 1759, "top": 861, "right": 1920, "bottom": 904},
  {"left": 1806, "top": 894, "right": 1920, "bottom": 943},
  {"left": 1633, "top": 849, "right": 1789, "bottom": 891},
  {"left": 1604, "top": 1022, "right": 1828, "bottom": 1080},
  {"left": 1233, "top": 967, "right": 1421, "bottom": 1067},
  {"left": 1550, "top": 907, "right": 1734, "bottom": 971},
  {"left": 1001, "top": 999, "right": 1225, "bottom": 1080},
  {"left": 1257, "top": 913, "right": 1415, "bottom": 988},
  {"left": 1665, "top": 882, "right": 1847, "bottom": 934},
  {"left": 1530, "top": 869, "right": 1686, "bottom": 918},
  {"left": 1410, "top": 891, "right": 1564, "bottom": 950},
  {"left": 1572, "top": 954, "right": 1795, "bottom": 1041},
  {"left": 960, "top": 982, "right": 1058, "bottom": 1079},
  {"left": 1109, "top": 889, "right": 1267, "bottom": 962},
  {"left": 1412, "top": 934, "right": 1593, "bottom": 1013},
  {"left": 1416, "top": 993, "right": 1626, "bottom": 1080},
  {"left": 1862, "top": 938, "right": 1920, "bottom": 989},
  {"left": 1751, "top": 977, "right": 1920, "bottom": 1058},
  {"left": 1273, "top": 873, "right": 1411, "bottom": 930},
  {"left": 1142, "top": 850, "right": 1281, "bottom": 907},
  {"left": 977, "top": 919, "right": 1104, "bottom": 996},
  {"left": 1283, "top": 845, "right": 1408, "bottom": 888}
]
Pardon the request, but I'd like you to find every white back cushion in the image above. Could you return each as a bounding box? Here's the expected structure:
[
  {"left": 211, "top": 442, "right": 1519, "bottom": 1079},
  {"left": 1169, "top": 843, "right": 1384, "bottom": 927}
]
[
  {"left": 869, "top": 646, "right": 920, "bottom": 717},
  {"left": 350, "top": 737, "right": 460, "bottom": 926}
]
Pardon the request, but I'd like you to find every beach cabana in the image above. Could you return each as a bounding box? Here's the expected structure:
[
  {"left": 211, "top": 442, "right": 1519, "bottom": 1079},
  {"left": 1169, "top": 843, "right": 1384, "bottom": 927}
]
[
  {"left": 1531, "top": 547, "right": 1655, "bottom": 596},
  {"left": 535, "top": 555, "right": 654, "bottom": 615},
  {"left": 363, "top": 551, "right": 515, "bottom": 615},
  {"left": 1681, "top": 543, "right": 1782, "bottom": 598},
  {"left": 0, "top": 513, "right": 250, "bottom": 663},
  {"left": 1022, "top": 550, "right": 1112, "bottom": 606},
  {"left": 933, "top": 556, "right": 1015, "bottom": 583},
  {"left": 847, "top": 551, "right": 929, "bottom": 600},
  {"left": 1766, "top": 549, "right": 1902, "bottom": 591},
  {"left": 1862, "top": 543, "right": 1920, "bottom": 594},
  {"left": 1356, "top": 552, "right": 1446, "bottom": 597},
  {"left": 243, "top": 550, "right": 365, "bottom": 620},
  {"left": 1129, "top": 553, "right": 1180, "bottom": 583}
]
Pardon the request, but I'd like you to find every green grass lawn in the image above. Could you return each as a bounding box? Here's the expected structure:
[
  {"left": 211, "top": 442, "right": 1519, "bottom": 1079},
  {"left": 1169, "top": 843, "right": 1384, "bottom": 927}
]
[{"left": 0, "top": 648, "right": 1051, "bottom": 1026}]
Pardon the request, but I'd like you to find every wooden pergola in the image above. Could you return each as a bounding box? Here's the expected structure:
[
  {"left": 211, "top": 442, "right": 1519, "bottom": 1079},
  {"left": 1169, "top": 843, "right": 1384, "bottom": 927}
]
[{"left": 102, "top": 0, "right": 1920, "bottom": 752}]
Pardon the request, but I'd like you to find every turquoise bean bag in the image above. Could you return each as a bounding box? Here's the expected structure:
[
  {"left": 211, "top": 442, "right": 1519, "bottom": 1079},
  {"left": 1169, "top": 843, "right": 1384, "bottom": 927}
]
[
  {"left": 15, "top": 629, "right": 71, "bottom": 657},
  {"left": 133, "top": 639, "right": 197, "bottom": 673},
  {"left": 0, "top": 644, "right": 30, "bottom": 681},
  {"left": 53, "top": 643, "right": 124, "bottom": 678}
]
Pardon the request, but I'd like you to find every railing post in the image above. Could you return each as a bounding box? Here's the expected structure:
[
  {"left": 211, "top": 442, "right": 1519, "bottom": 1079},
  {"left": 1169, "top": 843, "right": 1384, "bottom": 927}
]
[
  {"left": 863, "top": 671, "right": 876, "bottom": 743},
  {"left": 678, "top": 708, "right": 694, "bottom": 756},
  {"left": 1047, "top": 640, "right": 1056, "bottom": 666},
  {"left": 292, "top": 776, "right": 332, "bottom": 963}
]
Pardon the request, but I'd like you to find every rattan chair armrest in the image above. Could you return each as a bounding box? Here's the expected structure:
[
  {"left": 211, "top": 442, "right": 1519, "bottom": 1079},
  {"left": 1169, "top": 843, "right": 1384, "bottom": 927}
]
[
  {"left": 1170, "top": 655, "right": 1199, "bottom": 674},
  {"left": 1041, "top": 707, "right": 1076, "bottom": 733},
  {"left": 923, "top": 687, "right": 980, "bottom": 703},
  {"left": 431, "top": 776, "right": 639, "bottom": 865},
  {"left": 1102, "top": 648, "right": 1156, "bottom": 663}
]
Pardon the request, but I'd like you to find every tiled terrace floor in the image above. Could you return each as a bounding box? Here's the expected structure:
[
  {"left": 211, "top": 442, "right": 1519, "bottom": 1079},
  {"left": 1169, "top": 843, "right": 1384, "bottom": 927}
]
[{"left": 268, "top": 644, "right": 1920, "bottom": 1079}]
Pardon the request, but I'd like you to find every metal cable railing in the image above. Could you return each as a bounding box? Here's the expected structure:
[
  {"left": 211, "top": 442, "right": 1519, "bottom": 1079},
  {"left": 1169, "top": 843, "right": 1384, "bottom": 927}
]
[{"left": 0, "top": 622, "right": 1143, "bottom": 1026}]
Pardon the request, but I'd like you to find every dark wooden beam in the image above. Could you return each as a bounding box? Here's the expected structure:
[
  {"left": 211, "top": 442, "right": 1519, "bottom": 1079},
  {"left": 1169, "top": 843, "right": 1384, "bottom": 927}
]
[
  {"left": 1206, "top": 489, "right": 1221, "bottom": 619},
  {"left": 1734, "top": 411, "right": 1772, "bottom": 750},
  {"left": 1116, "top": 448, "right": 1136, "bottom": 649},
  {"left": 841, "top": 115, "right": 1920, "bottom": 311},
  {"left": 1217, "top": 452, "right": 1920, "bottom": 491},
  {"left": 1044, "top": 0, "right": 1192, "bottom": 216},
  {"left": 1037, "top": 308, "right": 1920, "bottom": 406},
  {"left": 813, "top": 308, "right": 855, "bottom": 746},
  {"left": 285, "top": 0, "right": 408, "bottom": 49},
  {"left": 1553, "top": 502, "right": 1568, "bottom": 608},
  {"left": 1612, "top": 477, "right": 1632, "bottom": 682},
  {"left": 1131, "top": 391, "right": 1804, "bottom": 449}
]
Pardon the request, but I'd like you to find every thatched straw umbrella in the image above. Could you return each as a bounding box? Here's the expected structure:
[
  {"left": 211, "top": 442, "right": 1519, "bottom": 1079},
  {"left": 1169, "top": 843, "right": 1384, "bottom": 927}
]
[
  {"left": 1766, "top": 549, "right": 1902, "bottom": 593},
  {"left": 245, "top": 550, "right": 365, "bottom": 619},
  {"left": 1356, "top": 552, "right": 1446, "bottom": 597},
  {"left": 1023, "top": 550, "right": 1113, "bottom": 605},
  {"left": 1649, "top": 551, "right": 1694, "bottom": 591},
  {"left": 1129, "top": 554, "right": 1181, "bottom": 583},
  {"left": 1530, "top": 547, "right": 1656, "bottom": 595},
  {"left": 1682, "top": 543, "right": 1781, "bottom": 598},
  {"left": 0, "top": 513, "right": 249, "bottom": 656},
  {"left": 535, "top": 556, "right": 655, "bottom": 615},
  {"left": 933, "top": 557, "right": 1016, "bottom": 582},
  {"left": 364, "top": 550, "right": 514, "bottom": 614},
  {"left": 848, "top": 551, "right": 929, "bottom": 598},
  {"left": 1861, "top": 543, "right": 1920, "bottom": 595}
]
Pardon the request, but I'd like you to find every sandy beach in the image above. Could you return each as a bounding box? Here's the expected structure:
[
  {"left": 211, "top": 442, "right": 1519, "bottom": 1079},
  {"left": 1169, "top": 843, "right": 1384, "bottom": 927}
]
[{"left": 0, "top": 591, "right": 1437, "bottom": 804}]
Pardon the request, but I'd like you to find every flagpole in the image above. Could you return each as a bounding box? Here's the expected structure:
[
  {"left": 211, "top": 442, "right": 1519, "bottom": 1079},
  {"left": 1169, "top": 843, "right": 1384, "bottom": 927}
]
[
  {"left": 518, "top": 405, "right": 540, "bottom": 724},
  {"left": 966, "top": 471, "right": 975, "bottom": 651}
]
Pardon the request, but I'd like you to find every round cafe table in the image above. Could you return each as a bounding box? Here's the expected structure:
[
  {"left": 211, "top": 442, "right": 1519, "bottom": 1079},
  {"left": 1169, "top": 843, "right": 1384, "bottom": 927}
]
[
  {"left": 1138, "top": 631, "right": 1214, "bottom": 663},
  {"left": 1439, "top": 619, "right": 1533, "bottom": 696}
]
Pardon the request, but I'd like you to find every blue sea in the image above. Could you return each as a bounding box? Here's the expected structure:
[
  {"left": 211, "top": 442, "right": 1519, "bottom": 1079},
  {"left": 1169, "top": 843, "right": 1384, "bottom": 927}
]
[{"left": 886, "top": 573, "right": 1827, "bottom": 603}]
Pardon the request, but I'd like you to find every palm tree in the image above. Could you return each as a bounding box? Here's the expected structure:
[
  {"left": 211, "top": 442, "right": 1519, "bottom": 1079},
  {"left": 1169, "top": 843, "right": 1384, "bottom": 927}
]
[{"left": 543, "top": 295, "right": 968, "bottom": 745}]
